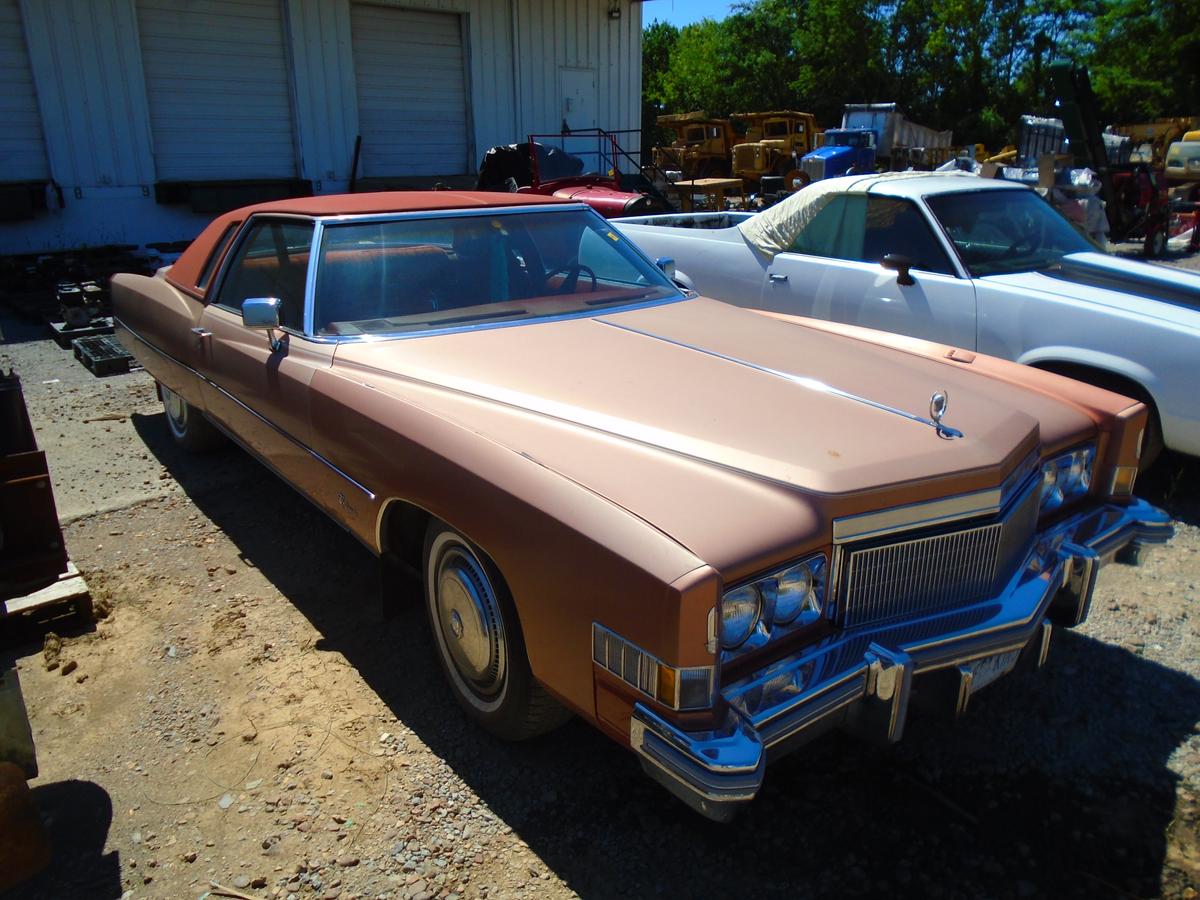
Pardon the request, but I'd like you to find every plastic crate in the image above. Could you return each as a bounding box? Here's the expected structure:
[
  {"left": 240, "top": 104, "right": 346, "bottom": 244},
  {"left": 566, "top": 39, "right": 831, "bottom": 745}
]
[{"left": 71, "top": 334, "right": 135, "bottom": 377}]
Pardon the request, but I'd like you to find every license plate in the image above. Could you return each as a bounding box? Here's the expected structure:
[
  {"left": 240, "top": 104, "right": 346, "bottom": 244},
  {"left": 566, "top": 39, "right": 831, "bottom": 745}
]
[{"left": 969, "top": 649, "right": 1020, "bottom": 693}]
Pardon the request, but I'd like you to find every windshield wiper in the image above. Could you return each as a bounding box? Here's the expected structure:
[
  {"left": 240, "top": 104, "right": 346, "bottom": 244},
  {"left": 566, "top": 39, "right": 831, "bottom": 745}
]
[
  {"left": 584, "top": 292, "right": 657, "bottom": 307},
  {"left": 428, "top": 308, "right": 529, "bottom": 326}
]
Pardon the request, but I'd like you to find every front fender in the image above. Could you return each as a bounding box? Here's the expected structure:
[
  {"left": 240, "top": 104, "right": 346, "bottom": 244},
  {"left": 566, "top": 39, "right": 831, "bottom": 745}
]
[{"left": 305, "top": 367, "right": 712, "bottom": 720}]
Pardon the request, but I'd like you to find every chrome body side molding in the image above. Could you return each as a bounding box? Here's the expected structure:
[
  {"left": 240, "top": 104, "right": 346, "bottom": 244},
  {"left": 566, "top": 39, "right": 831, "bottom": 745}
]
[{"left": 115, "top": 316, "right": 376, "bottom": 504}]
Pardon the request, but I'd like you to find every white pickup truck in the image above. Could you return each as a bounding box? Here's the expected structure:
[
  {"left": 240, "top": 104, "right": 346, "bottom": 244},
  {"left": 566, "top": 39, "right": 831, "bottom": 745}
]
[{"left": 616, "top": 173, "right": 1200, "bottom": 466}]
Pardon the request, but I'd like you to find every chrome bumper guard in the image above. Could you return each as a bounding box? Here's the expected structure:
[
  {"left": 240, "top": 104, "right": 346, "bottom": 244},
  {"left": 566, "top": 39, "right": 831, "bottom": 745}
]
[{"left": 629, "top": 499, "right": 1173, "bottom": 821}]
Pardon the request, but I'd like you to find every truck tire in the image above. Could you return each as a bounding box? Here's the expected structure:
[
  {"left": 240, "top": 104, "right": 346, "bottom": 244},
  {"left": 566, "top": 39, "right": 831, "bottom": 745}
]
[{"left": 1143, "top": 228, "right": 1167, "bottom": 259}]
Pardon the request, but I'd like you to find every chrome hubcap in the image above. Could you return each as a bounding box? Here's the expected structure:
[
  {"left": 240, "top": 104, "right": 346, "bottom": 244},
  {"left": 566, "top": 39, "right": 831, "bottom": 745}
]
[
  {"left": 436, "top": 547, "right": 505, "bottom": 696},
  {"left": 162, "top": 386, "right": 187, "bottom": 432}
]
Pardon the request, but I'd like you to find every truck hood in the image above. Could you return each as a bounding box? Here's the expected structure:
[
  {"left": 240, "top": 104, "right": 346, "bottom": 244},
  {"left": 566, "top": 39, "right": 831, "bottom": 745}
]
[
  {"left": 983, "top": 252, "right": 1200, "bottom": 324},
  {"left": 331, "top": 299, "right": 1092, "bottom": 570},
  {"left": 803, "top": 145, "right": 853, "bottom": 162}
]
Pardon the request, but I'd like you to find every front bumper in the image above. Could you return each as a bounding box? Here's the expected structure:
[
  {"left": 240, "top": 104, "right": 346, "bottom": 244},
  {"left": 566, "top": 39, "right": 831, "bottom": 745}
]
[{"left": 629, "top": 498, "right": 1173, "bottom": 822}]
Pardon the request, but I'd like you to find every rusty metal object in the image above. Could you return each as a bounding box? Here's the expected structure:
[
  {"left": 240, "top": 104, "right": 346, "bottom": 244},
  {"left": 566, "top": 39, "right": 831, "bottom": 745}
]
[
  {"left": 0, "top": 761, "right": 51, "bottom": 893},
  {"left": 0, "top": 370, "right": 68, "bottom": 598}
]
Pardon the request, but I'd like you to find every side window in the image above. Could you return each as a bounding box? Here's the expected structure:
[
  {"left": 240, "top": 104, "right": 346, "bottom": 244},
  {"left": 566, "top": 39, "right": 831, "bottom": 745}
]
[
  {"left": 215, "top": 219, "right": 314, "bottom": 330},
  {"left": 860, "top": 197, "right": 955, "bottom": 275},
  {"left": 788, "top": 194, "right": 867, "bottom": 259},
  {"left": 196, "top": 221, "right": 240, "bottom": 292}
]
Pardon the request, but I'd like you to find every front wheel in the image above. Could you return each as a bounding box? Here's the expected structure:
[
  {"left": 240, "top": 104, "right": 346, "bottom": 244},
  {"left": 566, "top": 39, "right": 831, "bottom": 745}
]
[
  {"left": 423, "top": 523, "right": 570, "bottom": 740},
  {"left": 160, "top": 384, "right": 224, "bottom": 452}
]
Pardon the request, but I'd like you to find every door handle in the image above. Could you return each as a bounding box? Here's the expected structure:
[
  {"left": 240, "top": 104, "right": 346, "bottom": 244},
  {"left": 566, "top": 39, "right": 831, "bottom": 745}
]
[
  {"left": 769, "top": 273, "right": 789, "bottom": 282},
  {"left": 191, "top": 327, "right": 211, "bottom": 339}
]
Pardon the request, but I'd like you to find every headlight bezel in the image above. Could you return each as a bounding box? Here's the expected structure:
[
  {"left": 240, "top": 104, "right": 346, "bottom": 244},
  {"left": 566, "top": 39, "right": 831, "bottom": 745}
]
[
  {"left": 719, "top": 584, "right": 762, "bottom": 650},
  {"left": 1038, "top": 444, "right": 1096, "bottom": 515},
  {"left": 720, "top": 553, "right": 827, "bottom": 658}
]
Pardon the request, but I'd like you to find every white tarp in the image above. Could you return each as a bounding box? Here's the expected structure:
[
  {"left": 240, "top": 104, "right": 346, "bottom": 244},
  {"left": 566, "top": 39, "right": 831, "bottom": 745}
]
[{"left": 738, "top": 171, "right": 979, "bottom": 258}]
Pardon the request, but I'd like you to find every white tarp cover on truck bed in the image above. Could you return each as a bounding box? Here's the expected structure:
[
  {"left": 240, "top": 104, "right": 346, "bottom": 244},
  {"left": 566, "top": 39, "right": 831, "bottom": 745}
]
[{"left": 737, "top": 171, "right": 978, "bottom": 258}]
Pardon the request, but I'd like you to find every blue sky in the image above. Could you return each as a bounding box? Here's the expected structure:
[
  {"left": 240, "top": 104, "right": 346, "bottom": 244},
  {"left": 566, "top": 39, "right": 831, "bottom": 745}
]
[{"left": 643, "top": 0, "right": 737, "bottom": 27}]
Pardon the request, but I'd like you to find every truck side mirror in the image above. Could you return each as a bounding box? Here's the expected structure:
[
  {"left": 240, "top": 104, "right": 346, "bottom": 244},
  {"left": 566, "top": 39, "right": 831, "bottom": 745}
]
[{"left": 881, "top": 253, "right": 915, "bottom": 286}]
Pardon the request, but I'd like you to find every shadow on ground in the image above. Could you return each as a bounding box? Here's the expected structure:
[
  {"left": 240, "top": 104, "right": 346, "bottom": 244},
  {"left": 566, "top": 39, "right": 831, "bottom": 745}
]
[
  {"left": 133, "top": 412, "right": 1200, "bottom": 899},
  {"left": 2, "top": 779, "right": 121, "bottom": 900},
  {"left": 1139, "top": 450, "right": 1200, "bottom": 528}
]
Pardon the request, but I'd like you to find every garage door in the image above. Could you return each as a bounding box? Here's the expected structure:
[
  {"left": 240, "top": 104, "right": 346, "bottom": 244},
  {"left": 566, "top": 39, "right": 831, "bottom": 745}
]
[
  {"left": 136, "top": 0, "right": 297, "bottom": 180},
  {"left": 0, "top": 0, "right": 49, "bottom": 181},
  {"left": 350, "top": 4, "right": 470, "bottom": 177}
]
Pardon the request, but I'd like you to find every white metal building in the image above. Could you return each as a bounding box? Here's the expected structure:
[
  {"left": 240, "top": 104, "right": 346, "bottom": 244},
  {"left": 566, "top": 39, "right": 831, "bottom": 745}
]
[{"left": 0, "top": 0, "right": 648, "bottom": 255}]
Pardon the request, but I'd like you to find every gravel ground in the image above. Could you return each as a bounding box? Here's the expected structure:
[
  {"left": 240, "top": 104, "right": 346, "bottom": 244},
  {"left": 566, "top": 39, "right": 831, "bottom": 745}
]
[{"left": 1, "top": 250, "right": 1199, "bottom": 899}]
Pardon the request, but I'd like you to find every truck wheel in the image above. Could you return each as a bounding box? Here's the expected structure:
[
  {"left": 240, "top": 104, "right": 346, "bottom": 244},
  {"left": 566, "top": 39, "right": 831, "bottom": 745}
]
[
  {"left": 160, "top": 384, "right": 224, "bottom": 452},
  {"left": 423, "top": 522, "right": 570, "bottom": 740},
  {"left": 1143, "top": 228, "right": 1167, "bottom": 259},
  {"left": 785, "top": 169, "right": 810, "bottom": 191}
]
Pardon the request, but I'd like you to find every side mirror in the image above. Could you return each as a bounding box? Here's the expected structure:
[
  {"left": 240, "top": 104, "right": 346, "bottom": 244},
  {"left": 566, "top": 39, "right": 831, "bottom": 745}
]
[
  {"left": 881, "top": 253, "right": 915, "bottom": 286},
  {"left": 242, "top": 297, "right": 284, "bottom": 351},
  {"left": 654, "top": 256, "right": 676, "bottom": 279}
]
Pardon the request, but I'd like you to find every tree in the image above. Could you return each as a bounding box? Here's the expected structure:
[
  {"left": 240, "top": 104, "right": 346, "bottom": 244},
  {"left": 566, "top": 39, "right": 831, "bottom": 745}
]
[
  {"left": 643, "top": 0, "right": 1199, "bottom": 155},
  {"left": 1075, "top": 0, "right": 1200, "bottom": 121},
  {"left": 641, "top": 20, "right": 680, "bottom": 158}
]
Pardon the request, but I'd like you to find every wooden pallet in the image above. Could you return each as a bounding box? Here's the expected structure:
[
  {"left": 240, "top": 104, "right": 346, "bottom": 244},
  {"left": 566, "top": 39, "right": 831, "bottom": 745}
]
[
  {"left": 45, "top": 317, "right": 114, "bottom": 349},
  {"left": 72, "top": 334, "right": 136, "bottom": 376},
  {"left": 1, "top": 562, "right": 92, "bottom": 624}
]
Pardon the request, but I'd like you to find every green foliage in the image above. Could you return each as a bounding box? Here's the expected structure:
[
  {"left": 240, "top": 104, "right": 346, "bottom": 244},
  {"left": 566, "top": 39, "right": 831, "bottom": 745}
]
[{"left": 642, "top": 0, "right": 1199, "bottom": 150}]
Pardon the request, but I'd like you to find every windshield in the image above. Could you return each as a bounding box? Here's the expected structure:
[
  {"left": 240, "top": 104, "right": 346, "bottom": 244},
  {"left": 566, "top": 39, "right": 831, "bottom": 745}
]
[
  {"left": 313, "top": 209, "right": 681, "bottom": 336},
  {"left": 926, "top": 189, "right": 1095, "bottom": 277}
]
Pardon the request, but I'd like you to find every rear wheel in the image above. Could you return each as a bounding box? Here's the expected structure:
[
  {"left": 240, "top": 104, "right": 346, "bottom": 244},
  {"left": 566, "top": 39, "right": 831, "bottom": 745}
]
[
  {"left": 160, "top": 384, "right": 224, "bottom": 452},
  {"left": 423, "top": 522, "right": 570, "bottom": 740}
]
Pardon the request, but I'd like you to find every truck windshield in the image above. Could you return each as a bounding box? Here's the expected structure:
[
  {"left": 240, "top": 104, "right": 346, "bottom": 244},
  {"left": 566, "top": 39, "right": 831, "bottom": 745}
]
[
  {"left": 312, "top": 209, "right": 682, "bottom": 336},
  {"left": 926, "top": 189, "right": 1096, "bottom": 277}
]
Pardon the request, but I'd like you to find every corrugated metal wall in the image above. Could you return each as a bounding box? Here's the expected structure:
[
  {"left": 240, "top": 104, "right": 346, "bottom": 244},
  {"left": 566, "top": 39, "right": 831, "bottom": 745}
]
[
  {"left": 349, "top": 5, "right": 470, "bottom": 177},
  {"left": 512, "top": 0, "right": 642, "bottom": 140},
  {"left": 136, "top": 0, "right": 299, "bottom": 180},
  {"left": 0, "top": 0, "right": 49, "bottom": 180},
  {"left": 2, "top": 0, "right": 644, "bottom": 253},
  {"left": 287, "top": 0, "right": 643, "bottom": 181},
  {"left": 20, "top": 0, "right": 156, "bottom": 188}
]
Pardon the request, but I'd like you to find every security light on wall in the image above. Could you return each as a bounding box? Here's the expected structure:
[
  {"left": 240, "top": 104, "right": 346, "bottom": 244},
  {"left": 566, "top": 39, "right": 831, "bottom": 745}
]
[{"left": 607, "top": 1, "right": 621, "bottom": 19}]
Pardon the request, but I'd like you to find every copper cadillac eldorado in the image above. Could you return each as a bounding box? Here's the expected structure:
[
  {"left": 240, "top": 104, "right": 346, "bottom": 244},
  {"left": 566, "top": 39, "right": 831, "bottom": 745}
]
[{"left": 112, "top": 192, "right": 1173, "bottom": 821}]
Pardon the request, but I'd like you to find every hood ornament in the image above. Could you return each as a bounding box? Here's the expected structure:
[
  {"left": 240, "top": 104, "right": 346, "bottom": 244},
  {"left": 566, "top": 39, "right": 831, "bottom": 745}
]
[{"left": 929, "top": 390, "right": 962, "bottom": 439}]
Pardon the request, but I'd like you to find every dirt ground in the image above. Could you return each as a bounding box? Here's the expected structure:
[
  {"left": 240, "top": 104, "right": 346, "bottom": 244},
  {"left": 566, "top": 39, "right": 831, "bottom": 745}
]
[{"left": 2, "top": 251, "right": 1199, "bottom": 899}]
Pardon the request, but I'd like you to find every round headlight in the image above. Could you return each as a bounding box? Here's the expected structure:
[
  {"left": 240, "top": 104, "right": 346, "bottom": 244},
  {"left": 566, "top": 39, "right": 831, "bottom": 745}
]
[
  {"left": 773, "top": 564, "right": 816, "bottom": 624},
  {"left": 1041, "top": 461, "right": 1059, "bottom": 496},
  {"left": 1074, "top": 449, "right": 1093, "bottom": 491},
  {"left": 720, "top": 586, "right": 761, "bottom": 649}
]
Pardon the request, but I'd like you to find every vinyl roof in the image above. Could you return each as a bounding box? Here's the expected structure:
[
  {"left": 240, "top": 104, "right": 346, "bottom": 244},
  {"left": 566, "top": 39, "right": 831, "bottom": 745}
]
[{"left": 166, "top": 191, "right": 572, "bottom": 298}]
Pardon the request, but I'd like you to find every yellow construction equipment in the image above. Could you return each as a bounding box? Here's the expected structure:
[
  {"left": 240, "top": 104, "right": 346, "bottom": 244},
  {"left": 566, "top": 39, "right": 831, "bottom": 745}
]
[
  {"left": 652, "top": 111, "right": 736, "bottom": 180},
  {"left": 730, "top": 111, "right": 818, "bottom": 185},
  {"left": 1110, "top": 117, "right": 1200, "bottom": 168}
]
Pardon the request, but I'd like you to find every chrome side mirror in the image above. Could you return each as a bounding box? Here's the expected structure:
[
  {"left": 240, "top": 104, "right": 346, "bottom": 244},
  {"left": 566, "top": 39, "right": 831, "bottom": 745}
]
[
  {"left": 654, "top": 256, "right": 676, "bottom": 280},
  {"left": 242, "top": 297, "right": 284, "bottom": 351}
]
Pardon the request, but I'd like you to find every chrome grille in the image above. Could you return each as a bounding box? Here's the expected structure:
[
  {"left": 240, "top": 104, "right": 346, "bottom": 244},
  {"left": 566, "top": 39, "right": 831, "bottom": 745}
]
[{"left": 838, "top": 482, "right": 1039, "bottom": 629}]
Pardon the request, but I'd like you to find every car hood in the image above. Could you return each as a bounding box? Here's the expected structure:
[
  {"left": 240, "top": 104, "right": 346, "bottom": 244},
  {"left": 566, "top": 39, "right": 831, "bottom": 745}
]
[
  {"left": 332, "top": 299, "right": 1091, "bottom": 569},
  {"left": 982, "top": 252, "right": 1200, "bottom": 325}
]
